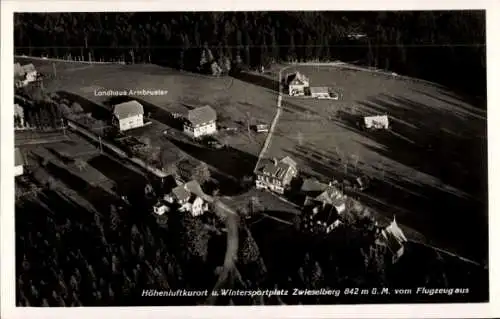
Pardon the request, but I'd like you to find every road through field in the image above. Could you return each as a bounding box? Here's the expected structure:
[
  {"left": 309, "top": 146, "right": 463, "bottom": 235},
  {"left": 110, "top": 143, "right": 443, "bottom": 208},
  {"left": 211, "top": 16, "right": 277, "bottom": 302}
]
[
  {"left": 254, "top": 66, "right": 288, "bottom": 172},
  {"left": 255, "top": 62, "right": 349, "bottom": 171}
]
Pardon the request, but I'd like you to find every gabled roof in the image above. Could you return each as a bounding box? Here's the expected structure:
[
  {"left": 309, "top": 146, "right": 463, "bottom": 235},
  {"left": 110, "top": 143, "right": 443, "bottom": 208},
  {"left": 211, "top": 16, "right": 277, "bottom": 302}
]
[
  {"left": 316, "top": 185, "right": 344, "bottom": 204},
  {"left": 171, "top": 185, "right": 191, "bottom": 202},
  {"left": 287, "top": 72, "right": 309, "bottom": 86},
  {"left": 280, "top": 156, "right": 297, "bottom": 169},
  {"left": 300, "top": 178, "right": 328, "bottom": 193},
  {"left": 382, "top": 231, "right": 404, "bottom": 254},
  {"left": 385, "top": 216, "right": 408, "bottom": 243},
  {"left": 15, "top": 148, "right": 25, "bottom": 166},
  {"left": 256, "top": 156, "right": 297, "bottom": 181},
  {"left": 187, "top": 105, "right": 217, "bottom": 126},
  {"left": 113, "top": 101, "right": 144, "bottom": 119},
  {"left": 262, "top": 162, "right": 286, "bottom": 180},
  {"left": 377, "top": 216, "right": 407, "bottom": 255}
]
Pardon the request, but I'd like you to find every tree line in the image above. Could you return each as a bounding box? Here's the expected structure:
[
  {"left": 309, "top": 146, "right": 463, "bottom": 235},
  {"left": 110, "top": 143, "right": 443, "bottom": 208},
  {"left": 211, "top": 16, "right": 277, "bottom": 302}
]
[{"left": 14, "top": 11, "right": 486, "bottom": 97}]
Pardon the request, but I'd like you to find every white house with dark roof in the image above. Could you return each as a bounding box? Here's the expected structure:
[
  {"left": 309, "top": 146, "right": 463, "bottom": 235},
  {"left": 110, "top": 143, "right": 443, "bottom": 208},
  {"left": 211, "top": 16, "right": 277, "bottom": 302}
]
[
  {"left": 286, "top": 72, "right": 310, "bottom": 96},
  {"left": 112, "top": 101, "right": 144, "bottom": 131},
  {"left": 183, "top": 105, "right": 217, "bottom": 138},
  {"left": 255, "top": 156, "right": 298, "bottom": 194},
  {"left": 15, "top": 148, "right": 25, "bottom": 177}
]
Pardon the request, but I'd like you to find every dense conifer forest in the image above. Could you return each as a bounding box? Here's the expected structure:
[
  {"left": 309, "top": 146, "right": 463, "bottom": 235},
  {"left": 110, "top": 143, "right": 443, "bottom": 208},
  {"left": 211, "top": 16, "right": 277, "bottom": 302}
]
[{"left": 14, "top": 11, "right": 486, "bottom": 98}]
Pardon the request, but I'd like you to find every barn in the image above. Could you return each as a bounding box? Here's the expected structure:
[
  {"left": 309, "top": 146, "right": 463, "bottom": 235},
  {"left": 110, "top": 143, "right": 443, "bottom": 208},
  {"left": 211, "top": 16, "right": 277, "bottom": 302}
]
[{"left": 287, "top": 72, "right": 310, "bottom": 96}]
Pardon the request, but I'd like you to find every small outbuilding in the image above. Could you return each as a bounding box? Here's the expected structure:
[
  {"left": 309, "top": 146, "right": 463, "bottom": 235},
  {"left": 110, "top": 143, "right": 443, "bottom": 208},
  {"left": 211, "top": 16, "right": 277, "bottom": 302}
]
[
  {"left": 364, "top": 115, "right": 390, "bottom": 130},
  {"left": 310, "top": 87, "right": 330, "bottom": 99}
]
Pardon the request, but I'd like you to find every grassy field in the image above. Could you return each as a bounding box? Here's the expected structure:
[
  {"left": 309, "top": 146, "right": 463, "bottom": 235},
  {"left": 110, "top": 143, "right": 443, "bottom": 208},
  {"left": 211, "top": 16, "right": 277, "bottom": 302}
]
[
  {"left": 263, "top": 65, "right": 487, "bottom": 262},
  {"left": 17, "top": 58, "right": 278, "bottom": 170}
]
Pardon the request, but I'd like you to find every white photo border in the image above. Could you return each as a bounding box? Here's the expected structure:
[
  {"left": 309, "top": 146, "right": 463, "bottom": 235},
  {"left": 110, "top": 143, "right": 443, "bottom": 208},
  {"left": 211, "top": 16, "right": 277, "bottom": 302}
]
[{"left": 1, "top": 1, "right": 498, "bottom": 318}]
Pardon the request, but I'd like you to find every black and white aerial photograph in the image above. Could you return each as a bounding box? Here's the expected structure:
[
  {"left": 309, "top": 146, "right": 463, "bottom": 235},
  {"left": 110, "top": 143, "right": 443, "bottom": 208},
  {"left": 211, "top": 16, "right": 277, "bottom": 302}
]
[{"left": 8, "top": 8, "right": 490, "bottom": 310}]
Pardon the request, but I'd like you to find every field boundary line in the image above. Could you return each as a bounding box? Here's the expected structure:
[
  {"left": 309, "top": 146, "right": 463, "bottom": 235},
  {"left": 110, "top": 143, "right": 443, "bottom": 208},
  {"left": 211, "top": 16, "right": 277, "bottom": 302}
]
[
  {"left": 290, "top": 61, "right": 446, "bottom": 87},
  {"left": 15, "top": 55, "right": 124, "bottom": 65},
  {"left": 15, "top": 54, "right": 448, "bottom": 88},
  {"left": 408, "top": 239, "right": 484, "bottom": 269}
]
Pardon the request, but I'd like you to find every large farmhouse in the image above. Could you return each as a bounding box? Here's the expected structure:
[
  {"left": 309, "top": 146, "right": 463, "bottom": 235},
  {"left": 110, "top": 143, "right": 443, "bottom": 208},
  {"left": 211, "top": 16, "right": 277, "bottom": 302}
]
[
  {"left": 255, "top": 156, "right": 298, "bottom": 194},
  {"left": 112, "top": 101, "right": 144, "bottom": 131},
  {"left": 286, "top": 72, "right": 310, "bottom": 96},
  {"left": 183, "top": 105, "right": 217, "bottom": 138}
]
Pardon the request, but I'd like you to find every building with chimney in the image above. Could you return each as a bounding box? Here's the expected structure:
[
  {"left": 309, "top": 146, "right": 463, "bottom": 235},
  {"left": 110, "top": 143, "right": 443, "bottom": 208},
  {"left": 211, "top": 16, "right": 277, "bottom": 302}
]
[
  {"left": 183, "top": 105, "right": 217, "bottom": 138},
  {"left": 255, "top": 156, "right": 298, "bottom": 194}
]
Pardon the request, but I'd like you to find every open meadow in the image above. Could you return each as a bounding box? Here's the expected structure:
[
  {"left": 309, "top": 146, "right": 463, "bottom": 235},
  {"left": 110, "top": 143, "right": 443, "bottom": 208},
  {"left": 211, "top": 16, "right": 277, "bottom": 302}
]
[
  {"left": 263, "top": 65, "right": 487, "bottom": 262},
  {"left": 16, "top": 57, "right": 278, "bottom": 178}
]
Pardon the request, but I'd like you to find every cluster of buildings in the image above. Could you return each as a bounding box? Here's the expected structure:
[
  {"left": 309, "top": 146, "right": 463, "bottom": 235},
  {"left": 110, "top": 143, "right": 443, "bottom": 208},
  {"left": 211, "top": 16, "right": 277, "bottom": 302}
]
[
  {"left": 152, "top": 180, "right": 209, "bottom": 217},
  {"left": 285, "top": 71, "right": 339, "bottom": 100},
  {"left": 253, "top": 151, "right": 406, "bottom": 263},
  {"left": 14, "top": 63, "right": 38, "bottom": 88},
  {"left": 300, "top": 176, "right": 407, "bottom": 263},
  {"left": 111, "top": 101, "right": 219, "bottom": 141}
]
